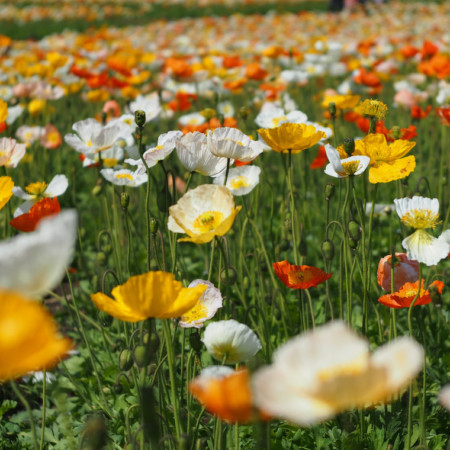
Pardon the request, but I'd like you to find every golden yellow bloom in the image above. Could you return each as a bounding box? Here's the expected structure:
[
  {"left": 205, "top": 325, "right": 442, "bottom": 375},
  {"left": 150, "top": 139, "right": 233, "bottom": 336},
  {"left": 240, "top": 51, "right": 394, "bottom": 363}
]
[
  {"left": 357, "top": 99, "right": 388, "bottom": 119},
  {"left": 0, "top": 98, "right": 7, "bottom": 123},
  {"left": 168, "top": 185, "right": 242, "bottom": 244},
  {"left": 348, "top": 134, "right": 416, "bottom": 183},
  {"left": 87, "top": 89, "right": 110, "bottom": 103},
  {"left": 90, "top": 271, "right": 207, "bottom": 322},
  {"left": 258, "top": 123, "right": 326, "bottom": 154},
  {"left": 322, "top": 94, "right": 360, "bottom": 110},
  {"left": 28, "top": 99, "right": 47, "bottom": 117},
  {"left": 0, "top": 176, "right": 13, "bottom": 211},
  {"left": 0, "top": 289, "right": 73, "bottom": 380}
]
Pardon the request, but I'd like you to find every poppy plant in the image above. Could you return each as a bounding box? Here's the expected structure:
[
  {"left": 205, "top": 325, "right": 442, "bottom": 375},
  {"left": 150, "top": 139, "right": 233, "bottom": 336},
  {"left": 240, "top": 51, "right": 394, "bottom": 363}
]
[
  {"left": 273, "top": 260, "right": 332, "bottom": 289},
  {"left": 9, "top": 197, "right": 61, "bottom": 232},
  {"left": 377, "top": 253, "right": 419, "bottom": 292},
  {"left": 378, "top": 280, "right": 444, "bottom": 309},
  {"left": 0, "top": 176, "right": 13, "bottom": 211}
]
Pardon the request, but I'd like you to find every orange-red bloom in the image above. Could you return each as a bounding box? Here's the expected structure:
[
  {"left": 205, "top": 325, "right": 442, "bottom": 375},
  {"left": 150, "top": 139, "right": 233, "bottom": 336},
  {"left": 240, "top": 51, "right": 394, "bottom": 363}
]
[
  {"left": 273, "top": 260, "right": 332, "bottom": 289},
  {"left": 189, "top": 368, "right": 256, "bottom": 423},
  {"left": 310, "top": 145, "right": 328, "bottom": 169},
  {"left": 10, "top": 197, "right": 61, "bottom": 232},
  {"left": 377, "top": 253, "right": 419, "bottom": 292},
  {"left": 378, "top": 280, "right": 444, "bottom": 309},
  {"left": 436, "top": 106, "right": 450, "bottom": 126},
  {"left": 411, "top": 105, "right": 432, "bottom": 120}
]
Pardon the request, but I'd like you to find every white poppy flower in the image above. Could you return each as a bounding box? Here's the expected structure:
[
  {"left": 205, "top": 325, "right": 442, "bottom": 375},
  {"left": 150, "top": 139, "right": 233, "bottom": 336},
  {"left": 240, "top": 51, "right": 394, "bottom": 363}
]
[
  {"left": 394, "top": 196, "right": 449, "bottom": 266},
  {"left": 176, "top": 132, "right": 229, "bottom": 177},
  {"left": 0, "top": 138, "right": 26, "bottom": 168},
  {"left": 217, "top": 101, "right": 234, "bottom": 118},
  {"left": 128, "top": 93, "right": 161, "bottom": 123},
  {"left": 6, "top": 104, "right": 24, "bottom": 125},
  {"left": 207, "top": 128, "right": 263, "bottom": 162},
  {"left": 439, "top": 384, "right": 450, "bottom": 412},
  {"left": 202, "top": 319, "right": 262, "bottom": 364},
  {"left": 16, "top": 125, "right": 44, "bottom": 146},
  {"left": 253, "top": 321, "right": 423, "bottom": 426},
  {"left": 255, "top": 102, "right": 308, "bottom": 129},
  {"left": 0, "top": 210, "right": 78, "bottom": 298},
  {"left": 12, "top": 174, "right": 68, "bottom": 217},
  {"left": 324, "top": 144, "right": 370, "bottom": 178},
  {"left": 213, "top": 165, "right": 261, "bottom": 196},
  {"left": 100, "top": 168, "right": 147, "bottom": 187},
  {"left": 178, "top": 112, "right": 206, "bottom": 127},
  {"left": 179, "top": 279, "right": 223, "bottom": 328}
]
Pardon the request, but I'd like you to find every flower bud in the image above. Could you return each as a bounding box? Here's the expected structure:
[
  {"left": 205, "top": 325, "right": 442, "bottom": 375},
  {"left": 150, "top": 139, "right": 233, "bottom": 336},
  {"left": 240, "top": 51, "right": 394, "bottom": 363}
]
[
  {"left": 220, "top": 267, "right": 237, "bottom": 286},
  {"left": 321, "top": 239, "right": 335, "bottom": 261},
  {"left": 325, "top": 182, "right": 335, "bottom": 201},
  {"left": 133, "top": 345, "right": 151, "bottom": 367},
  {"left": 343, "top": 137, "right": 355, "bottom": 156},
  {"left": 119, "top": 349, "right": 134, "bottom": 371},
  {"left": 120, "top": 192, "right": 130, "bottom": 210},
  {"left": 134, "top": 110, "right": 146, "bottom": 127},
  {"left": 328, "top": 102, "right": 336, "bottom": 117},
  {"left": 348, "top": 237, "right": 359, "bottom": 250},
  {"left": 143, "top": 332, "right": 160, "bottom": 353},
  {"left": 243, "top": 276, "right": 250, "bottom": 290},
  {"left": 284, "top": 213, "right": 292, "bottom": 230},
  {"left": 348, "top": 219, "right": 362, "bottom": 242},
  {"left": 150, "top": 217, "right": 159, "bottom": 235},
  {"left": 201, "top": 108, "right": 216, "bottom": 120}
]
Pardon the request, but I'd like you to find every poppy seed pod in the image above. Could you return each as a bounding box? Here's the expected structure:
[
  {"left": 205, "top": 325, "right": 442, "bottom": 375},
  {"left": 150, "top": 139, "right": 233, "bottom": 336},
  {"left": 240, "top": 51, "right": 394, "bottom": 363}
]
[
  {"left": 150, "top": 217, "right": 159, "bottom": 235},
  {"left": 343, "top": 137, "right": 355, "bottom": 156},
  {"left": 328, "top": 102, "right": 336, "bottom": 117},
  {"left": 120, "top": 193, "right": 130, "bottom": 210},
  {"left": 134, "top": 110, "right": 146, "bottom": 128}
]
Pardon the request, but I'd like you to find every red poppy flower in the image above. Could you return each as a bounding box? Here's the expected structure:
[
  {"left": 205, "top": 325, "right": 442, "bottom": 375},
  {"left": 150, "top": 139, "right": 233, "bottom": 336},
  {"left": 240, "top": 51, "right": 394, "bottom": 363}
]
[
  {"left": 10, "top": 197, "right": 61, "bottom": 232},
  {"left": 378, "top": 280, "right": 444, "bottom": 309},
  {"left": 310, "top": 145, "right": 328, "bottom": 169},
  {"left": 436, "top": 106, "right": 450, "bottom": 126},
  {"left": 273, "top": 260, "right": 332, "bottom": 289},
  {"left": 411, "top": 105, "right": 432, "bottom": 119}
]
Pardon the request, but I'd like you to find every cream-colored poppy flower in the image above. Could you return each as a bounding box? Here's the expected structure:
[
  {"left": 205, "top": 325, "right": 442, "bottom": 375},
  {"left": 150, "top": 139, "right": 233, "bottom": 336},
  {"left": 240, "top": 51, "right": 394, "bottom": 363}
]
[
  {"left": 324, "top": 144, "right": 370, "bottom": 178},
  {"left": 0, "top": 138, "right": 26, "bottom": 168},
  {"left": 100, "top": 168, "right": 147, "bottom": 187},
  {"left": 253, "top": 321, "right": 423, "bottom": 426},
  {"left": 168, "top": 184, "right": 241, "bottom": 243},
  {"left": 213, "top": 165, "right": 261, "bottom": 196}
]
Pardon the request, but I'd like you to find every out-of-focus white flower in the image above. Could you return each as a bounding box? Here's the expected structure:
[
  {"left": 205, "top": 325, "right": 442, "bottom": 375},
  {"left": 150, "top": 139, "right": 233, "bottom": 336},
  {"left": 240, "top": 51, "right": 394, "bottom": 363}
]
[
  {"left": 16, "top": 125, "right": 44, "bottom": 146},
  {"left": 217, "top": 101, "right": 234, "bottom": 118},
  {"left": 207, "top": 128, "right": 263, "bottom": 162},
  {"left": 176, "top": 132, "right": 228, "bottom": 177},
  {"left": 394, "top": 196, "right": 449, "bottom": 266},
  {"left": 202, "top": 319, "right": 262, "bottom": 364},
  {"left": 0, "top": 210, "right": 77, "bottom": 298},
  {"left": 0, "top": 138, "right": 26, "bottom": 168},
  {"left": 100, "top": 168, "right": 147, "bottom": 187},
  {"left": 179, "top": 279, "right": 223, "bottom": 328},
  {"left": 12, "top": 174, "right": 68, "bottom": 217},
  {"left": 324, "top": 144, "right": 370, "bottom": 178},
  {"left": 253, "top": 321, "right": 423, "bottom": 426},
  {"left": 439, "top": 384, "right": 450, "bottom": 412},
  {"left": 178, "top": 112, "right": 206, "bottom": 127},
  {"left": 213, "top": 165, "right": 261, "bottom": 196},
  {"left": 128, "top": 93, "right": 161, "bottom": 123},
  {"left": 255, "top": 102, "right": 308, "bottom": 129},
  {"left": 5, "top": 104, "right": 24, "bottom": 125}
]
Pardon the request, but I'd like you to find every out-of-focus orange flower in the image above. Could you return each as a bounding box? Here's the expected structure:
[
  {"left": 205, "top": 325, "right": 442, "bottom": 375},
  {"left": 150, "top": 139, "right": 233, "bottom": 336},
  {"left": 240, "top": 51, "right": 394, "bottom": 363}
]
[
  {"left": 245, "top": 63, "right": 268, "bottom": 81},
  {"left": 165, "top": 57, "right": 193, "bottom": 79},
  {"left": 262, "top": 45, "right": 285, "bottom": 58},
  {"left": 234, "top": 159, "right": 252, "bottom": 167},
  {"left": 10, "top": 197, "right": 61, "bottom": 232},
  {"left": 40, "top": 124, "right": 62, "bottom": 149},
  {"left": 401, "top": 44, "right": 418, "bottom": 59},
  {"left": 223, "top": 78, "right": 247, "bottom": 92},
  {"left": 420, "top": 40, "right": 439, "bottom": 60},
  {"left": 189, "top": 368, "right": 257, "bottom": 423},
  {"left": 354, "top": 68, "right": 382, "bottom": 94},
  {"left": 169, "top": 92, "right": 196, "bottom": 112},
  {"left": 310, "top": 145, "right": 328, "bottom": 169},
  {"left": 411, "top": 105, "right": 432, "bottom": 119},
  {"left": 223, "top": 55, "right": 243, "bottom": 69},
  {"left": 273, "top": 260, "right": 332, "bottom": 289},
  {"left": 378, "top": 280, "right": 444, "bottom": 309},
  {"left": 377, "top": 253, "right": 419, "bottom": 292},
  {"left": 436, "top": 106, "right": 450, "bottom": 126}
]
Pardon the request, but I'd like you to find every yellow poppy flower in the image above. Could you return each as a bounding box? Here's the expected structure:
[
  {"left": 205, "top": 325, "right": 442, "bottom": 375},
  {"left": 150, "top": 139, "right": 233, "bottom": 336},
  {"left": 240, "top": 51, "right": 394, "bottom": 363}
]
[
  {"left": 258, "top": 123, "right": 326, "bottom": 154},
  {"left": 322, "top": 94, "right": 360, "bottom": 110},
  {"left": 0, "top": 176, "right": 13, "bottom": 211},
  {"left": 90, "top": 271, "right": 207, "bottom": 322},
  {"left": 0, "top": 99, "right": 7, "bottom": 123},
  {"left": 0, "top": 289, "right": 73, "bottom": 381},
  {"left": 348, "top": 134, "right": 416, "bottom": 184},
  {"left": 168, "top": 184, "right": 242, "bottom": 244}
]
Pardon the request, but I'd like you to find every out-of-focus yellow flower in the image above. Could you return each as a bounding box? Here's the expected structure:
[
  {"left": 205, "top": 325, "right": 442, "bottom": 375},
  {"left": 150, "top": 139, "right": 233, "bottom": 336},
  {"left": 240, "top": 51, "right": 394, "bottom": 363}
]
[
  {"left": 0, "top": 289, "right": 73, "bottom": 381},
  {"left": 357, "top": 99, "right": 389, "bottom": 120},
  {"left": 90, "top": 271, "right": 207, "bottom": 322},
  {"left": 168, "top": 184, "right": 242, "bottom": 244},
  {"left": 258, "top": 123, "right": 326, "bottom": 154},
  {"left": 0, "top": 99, "right": 7, "bottom": 123},
  {"left": 322, "top": 94, "right": 360, "bottom": 110},
  {"left": 46, "top": 52, "right": 68, "bottom": 68},
  {"left": 0, "top": 176, "right": 13, "bottom": 211},
  {"left": 343, "top": 133, "right": 416, "bottom": 183},
  {"left": 28, "top": 99, "right": 47, "bottom": 116},
  {"left": 87, "top": 89, "right": 110, "bottom": 103},
  {"left": 121, "top": 86, "right": 140, "bottom": 100},
  {"left": 128, "top": 70, "right": 151, "bottom": 85}
]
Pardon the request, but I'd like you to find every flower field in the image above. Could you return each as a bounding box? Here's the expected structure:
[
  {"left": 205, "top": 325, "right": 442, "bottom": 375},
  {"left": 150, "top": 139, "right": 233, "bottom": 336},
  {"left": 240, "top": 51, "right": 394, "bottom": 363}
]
[{"left": 0, "top": 1, "right": 449, "bottom": 449}]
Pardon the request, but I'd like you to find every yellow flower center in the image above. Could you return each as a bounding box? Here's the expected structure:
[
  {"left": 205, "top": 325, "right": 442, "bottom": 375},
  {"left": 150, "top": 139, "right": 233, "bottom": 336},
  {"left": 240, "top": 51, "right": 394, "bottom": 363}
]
[
  {"left": 104, "top": 158, "right": 118, "bottom": 168},
  {"left": 341, "top": 160, "right": 361, "bottom": 175},
  {"left": 124, "top": 119, "right": 133, "bottom": 125},
  {"left": 230, "top": 176, "right": 250, "bottom": 189},
  {"left": 181, "top": 301, "right": 208, "bottom": 324},
  {"left": 318, "top": 354, "right": 368, "bottom": 382},
  {"left": 116, "top": 173, "right": 133, "bottom": 180},
  {"left": 25, "top": 181, "right": 48, "bottom": 196},
  {"left": 400, "top": 209, "right": 440, "bottom": 229},
  {"left": 193, "top": 210, "right": 224, "bottom": 233},
  {"left": 87, "top": 139, "right": 92, "bottom": 147},
  {"left": 287, "top": 270, "right": 314, "bottom": 285}
]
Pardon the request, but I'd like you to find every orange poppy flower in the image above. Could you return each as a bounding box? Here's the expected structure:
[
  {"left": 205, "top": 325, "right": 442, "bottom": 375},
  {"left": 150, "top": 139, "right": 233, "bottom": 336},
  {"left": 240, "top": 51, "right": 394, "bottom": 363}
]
[
  {"left": 245, "top": 62, "right": 268, "bottom": 81},
  {"left": 401, "top": 44, "right": 418, "bottom": 59},
  {"left": 436, "top": 106, "right": 450, "bottom": 126},
  {"left": 378, "top": 280, "right": 444, "bottom": 309},
  {"left": 411, "top": 105, "right": 432, "bottom": 120},
  {"left": 310, "top": 145, "right": 328, "bottom": 169},
  {"left": 377, "top": 253, "right": 419, "bottom": 292},
  {"left": 273, "top": 260, "right": 332, "bottom": 289},
  {"left": 10, "top": 197, "right": 61, "bottom": 232},
  {"left": 189, "top": 368, "right": 258, "bottom": 423}
]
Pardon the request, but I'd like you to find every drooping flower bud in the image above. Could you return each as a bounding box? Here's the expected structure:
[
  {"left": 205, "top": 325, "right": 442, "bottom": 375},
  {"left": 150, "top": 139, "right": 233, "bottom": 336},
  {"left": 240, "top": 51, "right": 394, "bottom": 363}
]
[{"left": 321, "top": 239, "right": 335, "bottom": 261}]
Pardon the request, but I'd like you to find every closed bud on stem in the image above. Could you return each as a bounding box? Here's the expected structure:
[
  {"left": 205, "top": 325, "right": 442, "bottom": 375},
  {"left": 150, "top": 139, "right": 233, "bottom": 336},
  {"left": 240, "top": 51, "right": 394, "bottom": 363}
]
[
  {"left": 348, "top": 237, "right": 359, "bottom": 250},
  {"left": 150, "top": 217, "right": 159, "bottom": 234},
  {"left": 325, "top": 182, "right": 336, "bottom": 201},
  {"left": 343, "top": 137, "right": 355, "bottom": 156},
  {"left": 133, "top": 345, "right": 151, "bottom": 367},
  {"left": 329, "top": 102, "right": 336, "bottom": 117},
  {"left": 143, "top": 332, "right": 160, "bottom": 354},
  {"left": 321, "top": 239, "right": 335, "bottom": 261},
  {"left": 92, "top": 184, "right": 102, "bottom": 196},
  {"left": 220, "top": 266, "right": 237, "bottom": 286},
  {"left": 134, "top": 110, "right": 146, "bottom": 128},
  {"left": 284, "top": 213, "right": 292, "bottom": 230},
  {"left": 348, "top": 219, "right": 362, "bottom": 242},
  {"left": 119, "top": 349, "right": 134, "bottom": 371},
  {"left": 121, "top": 192, "right": 130, "bottom": 211},
  {"left": 243, "top": 276, "right": 250, "bottom": 290}
]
